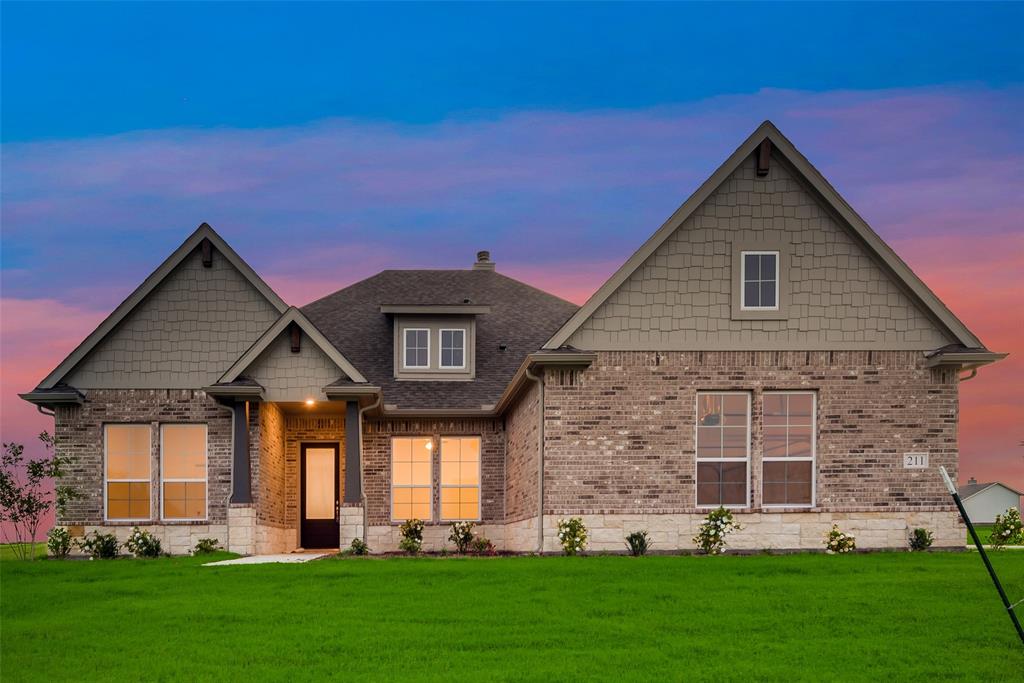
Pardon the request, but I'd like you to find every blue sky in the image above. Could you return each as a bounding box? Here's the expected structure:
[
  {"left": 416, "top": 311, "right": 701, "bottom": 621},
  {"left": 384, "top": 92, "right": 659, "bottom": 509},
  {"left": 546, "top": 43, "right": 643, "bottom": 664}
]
[
  {"left": 3, "top": 3, "right": 1022, "bottom": 141},
  {"left": 1, "top": 2, "right": 1022, "bottom": 487}
]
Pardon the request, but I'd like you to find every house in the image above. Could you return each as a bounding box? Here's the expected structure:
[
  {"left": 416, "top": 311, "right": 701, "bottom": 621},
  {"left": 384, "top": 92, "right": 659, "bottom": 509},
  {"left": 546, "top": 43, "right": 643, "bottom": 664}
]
[
  {"left": 21, "top": 121, "right": 1007, "bottom": 555},
  {"left": 958, "top": 479, "right": 1023, "bottom": 524}
]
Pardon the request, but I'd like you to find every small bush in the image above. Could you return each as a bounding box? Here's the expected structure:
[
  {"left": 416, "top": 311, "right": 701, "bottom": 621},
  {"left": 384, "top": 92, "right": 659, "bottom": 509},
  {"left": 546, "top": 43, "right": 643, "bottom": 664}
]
[
  {"left": 908, "top": 527, "right": 933, "bottom": 551},
  {"left": 824, "top": 524, "right": 856, "bottom": 553},
  {"left": 448, "top": 521, "right": 476, "bottom": 554},
  {"left": 990, "top": 507, "right": 1024, "bottom": 549},
  {"left": 399, "top": 519, "right": 424, "bottom": 554},
  {"left": 192, "top": 538, "right": 221, "bottom": 555},
  {"left": 470, "top": 535, "right": 496, "bottom": 556},
  {"left": 47, "top": 527, "right": 73, "bottom": 559},
  {"left": 76, "top": 531, "right": 119, "bottom": 559},
  {"left": 557, "top": 517, "right": 588, "bottom": 556},
  {"left": 347, "top": 538, "right": 369, "bottom": 556},
  {"left": 693, "top": 507, "right": 743, "bottom": 555},
  {"left": 123, "top": 527, "right": 162, "bottom": 558},
  {"left": 625, "top": 530, "right": 652, "bottom": 556}
]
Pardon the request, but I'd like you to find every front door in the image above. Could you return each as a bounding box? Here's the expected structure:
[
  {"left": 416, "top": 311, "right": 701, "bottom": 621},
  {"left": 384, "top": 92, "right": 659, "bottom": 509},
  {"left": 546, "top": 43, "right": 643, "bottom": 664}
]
[{"left": 300, "top": 444, "right": 339, "bottom": 549}]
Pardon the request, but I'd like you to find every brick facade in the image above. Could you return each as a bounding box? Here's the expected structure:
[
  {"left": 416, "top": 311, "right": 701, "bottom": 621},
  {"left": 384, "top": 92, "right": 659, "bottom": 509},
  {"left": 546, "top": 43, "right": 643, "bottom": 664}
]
[
  {"left": 504, "top": 381, "right": 539, "bottom": 524},
  {"left": 543, "top": 351, "right": 959, "bottom": 516},
  {"left": 54, "top": 389, "right": 233, "bottom": 526},
  {"left": 362, "top": 416, "right": 504, "bottom": 526}
]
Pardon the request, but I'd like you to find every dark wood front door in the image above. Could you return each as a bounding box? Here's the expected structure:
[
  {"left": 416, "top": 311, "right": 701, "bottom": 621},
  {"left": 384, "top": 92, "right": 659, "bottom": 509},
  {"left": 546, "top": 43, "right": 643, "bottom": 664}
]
[{"left": 300, "top": 444, "right": 339, "bottom": 549}]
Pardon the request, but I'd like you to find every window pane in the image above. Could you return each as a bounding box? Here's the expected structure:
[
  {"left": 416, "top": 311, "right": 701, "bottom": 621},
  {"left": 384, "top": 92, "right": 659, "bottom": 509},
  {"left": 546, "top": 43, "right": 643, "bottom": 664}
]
[
  {"left": 722, "top": 483, "right": 746, "bottom": 505},
  {"left": 722, "top": 395, "right": 747, "bottom": 426},
  {"left": 744, "top": 282, "right": 759, "bottom": 307},
  {"left": 760, "top": 253, "right": 776, "bottom": 280},
  {"left": 410, "top": 437, "right": 432, "bottom": 462},
  {"left": 789, "top": 394, "right": 814, "bottom": 424},
  {"left": 759, "top": 281, "right": 776, "bottom": 307},
  {"left": 393, "top": 461, "right": 411, "bottom": 486},
  {"left": 405, "top": 347, "right": 418, "bottom": 367},
  {"left": 441, "top": 348, "right": 454, "bottom": 367},
  {"left": 106, "top": 425, "right": 150, "bottom": 479},
  {"left": 763, "top": 394, "right": 786, "bottom": 425},
  {"left": 452, "top": 349, "right": 464, "bottom": 367},
  {"left": 392, "top": 438, "right": 411, "bottom": 462},
  {"left": 744, "top": 253, "right": 759, "bottom": 280},
  {"left": 108, "top": 482, "right": 149, "bottom": 519},
  {"left": 722, "top": 427, "right": 747, "bottom": 457},
  {"left": 763, "top": 460, "right": 812, "bottom": 505},
  {"left": 763, "top": 427, "right": 788, "bottom": 458},
  {"left": 788, "top": 426, "right": 813, "bottom": 457},
  {"left": 411, "top": 462, "right": 431, "bottom": 486},
  {"left": 696, "top": 426, "right": 720, "bottom": 458},
  {"left": 460, "top": 459, "right": 479, "bottom": 486},
  {"left": 698, "top": 395, "right": 722, "bottom": 426}
]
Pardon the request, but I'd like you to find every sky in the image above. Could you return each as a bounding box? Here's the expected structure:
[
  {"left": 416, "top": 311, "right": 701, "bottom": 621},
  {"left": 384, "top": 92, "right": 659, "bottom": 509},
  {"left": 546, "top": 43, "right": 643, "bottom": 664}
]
[{"left": 2, "top": 3, "right": 1022, "bottom": 502}]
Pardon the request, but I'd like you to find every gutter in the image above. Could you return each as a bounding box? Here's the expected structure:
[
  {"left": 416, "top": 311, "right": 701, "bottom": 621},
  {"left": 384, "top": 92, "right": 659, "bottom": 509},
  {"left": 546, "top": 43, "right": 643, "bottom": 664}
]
[{"left": 524, "top": 367, "right": 545, "bottom": 554}]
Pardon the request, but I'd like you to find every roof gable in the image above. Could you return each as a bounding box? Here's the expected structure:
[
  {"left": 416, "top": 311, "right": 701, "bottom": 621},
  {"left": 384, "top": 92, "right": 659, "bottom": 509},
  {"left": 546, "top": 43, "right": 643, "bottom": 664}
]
[
  {"left": 544, "top": 121, "right": 985, "bottom": 351},
  {"left": 219, "top": 307, "right": 367, "bottom": 386},
  {"left": 38, "top": 224, "right": 288, "bottom": 390}
]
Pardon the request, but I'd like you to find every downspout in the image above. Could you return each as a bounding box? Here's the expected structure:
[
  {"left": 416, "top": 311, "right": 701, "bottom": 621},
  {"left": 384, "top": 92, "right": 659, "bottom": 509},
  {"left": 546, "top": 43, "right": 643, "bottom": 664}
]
[
  {"left": 525, "top": 367, "right": 544, "bottom": 554},
  {"left": 959, "top": 368, "right": 978, "bottom": 382},
  {"left": 37, "top": 405, "right": 56, "bottom": 417},
  {"left": 358, "top": 394, "right": 383, "bottom": 544}
]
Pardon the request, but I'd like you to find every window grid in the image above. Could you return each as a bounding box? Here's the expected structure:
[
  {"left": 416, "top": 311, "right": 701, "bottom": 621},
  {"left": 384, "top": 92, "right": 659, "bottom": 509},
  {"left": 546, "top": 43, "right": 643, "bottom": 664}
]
[
  {"left": 391, "top": 436, "right": 433, "bottom": 521},
  {"left": 403, "top": 328, "right": 430, "bottom": 369},
  {"left": 695, "top": 393, "right": 751, "bottom": 508},
  {"left": 160, "top": 424, "right": 208, "bottom": 521},
  {"left": 741, "top": 251, "right": 779, "bottom": 310},
  {"left": 439, "top": 328, "right": 466, "bottom": 369},
  {"left": 761, "top": 392, "right": 816, "bottom": 508},
  {"left": 104, "top": 424, "right": 152, "bottom": 522},
  {"left": 440, "top": 436, "right": 481, "bottom": 521}
]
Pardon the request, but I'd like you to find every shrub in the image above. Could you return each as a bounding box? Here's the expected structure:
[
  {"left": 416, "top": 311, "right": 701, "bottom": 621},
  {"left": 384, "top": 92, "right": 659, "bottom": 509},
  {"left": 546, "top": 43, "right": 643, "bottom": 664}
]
[
  {"left": 824, "top": 524, "right": 856, "bottom": 553},
  {"left": 693, "top": 507, "right": 743, "bottom": 555},
  {"left": 908, "top": 527, "right": 933, "bottom": 551},
  {"left": 625, "top": 530, "right": 652, "bottom": 556},
  {"left": 347, "top": 538, "right": 369, "bottom": 556},
  {"left": 192, "top": 538, "right": 221, "bottom": 555},
  {"left": 990, "top": 507, "right": 1024, "bottom": 549},
  {"left": 76, "top": 531, "right": 119, "bottom": 559},
  {"left": 557, "top": 517, "right": 588, "bottom": 556},
  {"left": 448, "top": 521, "right": 476, "bottom": 554},
  {"left": 123, "top": 527, "right": 162, "bottom": 558},
  {"left": 470, "top": 535, "right": 496, "bottom": 556},
  {"left": 399, "top": 518, "right": 424, "bottom": 554},
  {"left": 47, "top": 527, "right": 73, "bottom": 559}
]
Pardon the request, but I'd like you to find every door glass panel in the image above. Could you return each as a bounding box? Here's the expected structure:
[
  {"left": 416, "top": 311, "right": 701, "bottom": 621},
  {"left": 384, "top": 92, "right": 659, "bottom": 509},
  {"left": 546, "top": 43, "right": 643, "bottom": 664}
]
[{"left": 305, "top": 448, "right": 335, "bottom": 520}]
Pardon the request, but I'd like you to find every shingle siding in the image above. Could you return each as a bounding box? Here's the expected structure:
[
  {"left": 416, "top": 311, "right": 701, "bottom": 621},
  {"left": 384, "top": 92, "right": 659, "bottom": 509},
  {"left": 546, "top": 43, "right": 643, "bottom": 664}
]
[
  {"left": 569, "top": 155, "right": 953, "bottom": 350},
  {"left": 64, "top": 247, "right": 281, "bottom": 388},
  {"left": 244, "top": 332, "right": 345, "bottom": 402}
]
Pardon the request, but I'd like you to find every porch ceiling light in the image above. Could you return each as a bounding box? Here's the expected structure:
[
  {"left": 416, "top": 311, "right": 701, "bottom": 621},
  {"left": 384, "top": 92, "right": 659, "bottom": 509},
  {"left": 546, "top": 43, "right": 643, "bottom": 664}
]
[
  {"left": 425, "top": 441, "right": 433, "bottom": 450},
  {"left": 305, "top": 399, "right": 315, "bottom": 406}
]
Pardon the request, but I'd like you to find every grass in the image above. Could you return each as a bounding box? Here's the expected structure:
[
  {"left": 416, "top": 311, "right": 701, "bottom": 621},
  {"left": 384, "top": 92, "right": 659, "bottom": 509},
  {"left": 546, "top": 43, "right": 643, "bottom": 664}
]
[
  {"left": 0, "top": 542, "right": 48, "bottom": 561},
  {"left": 3, "top": 552, "right": 1023, "bottom": 681},
  {"left": 967, "top": 524, "right": 1024, "bottom": 547}
]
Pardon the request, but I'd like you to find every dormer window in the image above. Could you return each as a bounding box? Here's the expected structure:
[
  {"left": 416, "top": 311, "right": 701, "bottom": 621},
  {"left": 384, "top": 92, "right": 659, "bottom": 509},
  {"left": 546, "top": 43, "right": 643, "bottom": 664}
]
[
  {"left": 403, "top": 329, "right": 430, "bottom": 369},
  {"left": 440, "top": 329, "right": 465, "bottom": 369}
]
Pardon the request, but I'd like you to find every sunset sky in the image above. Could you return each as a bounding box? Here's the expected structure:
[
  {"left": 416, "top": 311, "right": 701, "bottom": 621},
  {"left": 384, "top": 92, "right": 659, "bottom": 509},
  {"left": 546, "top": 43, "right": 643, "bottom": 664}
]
[{"left": 2, "top": 3, "right": 1022, "bottom": 495}]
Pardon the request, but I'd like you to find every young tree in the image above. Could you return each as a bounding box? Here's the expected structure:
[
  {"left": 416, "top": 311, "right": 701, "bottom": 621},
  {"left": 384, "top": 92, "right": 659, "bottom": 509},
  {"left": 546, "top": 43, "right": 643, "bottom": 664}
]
[{"left": 0, "top": 432, "right": 79, "bottom": 560}]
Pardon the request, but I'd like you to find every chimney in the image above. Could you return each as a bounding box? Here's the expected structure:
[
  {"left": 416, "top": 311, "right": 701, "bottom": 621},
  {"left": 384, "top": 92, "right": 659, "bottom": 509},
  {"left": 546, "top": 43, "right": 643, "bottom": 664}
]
[
  {"left": 473, "top": 250, "right": 495, "bottom": 271},
  {"left": 968, "top": 477, "right": 977, "bottom": 485}
]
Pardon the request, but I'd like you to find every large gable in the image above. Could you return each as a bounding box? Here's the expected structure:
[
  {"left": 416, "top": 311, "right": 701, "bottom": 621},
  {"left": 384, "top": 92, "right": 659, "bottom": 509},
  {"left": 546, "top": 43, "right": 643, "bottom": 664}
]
[
  {"left": 40, "top": 224, "right": 287, "bottom": 390},
  {"left": 546, "top": 122, "right": 987, "bottom": 353}
]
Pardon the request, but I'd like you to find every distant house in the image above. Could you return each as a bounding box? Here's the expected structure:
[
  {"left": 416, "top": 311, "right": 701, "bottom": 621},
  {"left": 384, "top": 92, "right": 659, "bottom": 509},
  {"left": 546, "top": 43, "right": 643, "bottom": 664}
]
[
  {"left": 21, "top": 122, "right": 1008, "bottom": 554},
  {"left": 959, "top": 479, "right": 1023, "bottom": 524}
]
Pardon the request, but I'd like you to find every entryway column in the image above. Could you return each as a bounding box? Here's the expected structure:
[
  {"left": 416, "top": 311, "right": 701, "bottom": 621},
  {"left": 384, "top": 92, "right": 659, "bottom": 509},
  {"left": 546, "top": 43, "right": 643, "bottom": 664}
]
[
  {"left": 344, "top": 400, "right": 361, "bottom": 503},
  {"left": 230, "top": 401, "right": 252, "bottom": 504}
]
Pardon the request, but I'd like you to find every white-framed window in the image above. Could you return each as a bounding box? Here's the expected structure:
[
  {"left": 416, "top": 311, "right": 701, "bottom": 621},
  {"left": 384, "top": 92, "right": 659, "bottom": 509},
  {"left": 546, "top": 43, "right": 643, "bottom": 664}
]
[
  {"left": 440, "top": 436, "right": 480, "bottom": 521},
  {"left": 695, "top": 392, "right": 750, "bottom": 508},
  {"left": 403, "top": 328, "right": 430, "bottom": 369},
  {"left": 160, "top": 424, "right": 208, "bottom": 520},
  {"left": 740, "top": 251, "right": 779, "bottom": 310},
  {"left": 391, "top": 436, "right": 433, "bottom": 521},
  {"left": 439, "top": 328, "right": 466, "bottom": 369},
  {"left": 762, "top": 392, "right": 816, "bottom": 507},
  {"left": 104, "top": 424, "right": 152, "bottom": 521}
]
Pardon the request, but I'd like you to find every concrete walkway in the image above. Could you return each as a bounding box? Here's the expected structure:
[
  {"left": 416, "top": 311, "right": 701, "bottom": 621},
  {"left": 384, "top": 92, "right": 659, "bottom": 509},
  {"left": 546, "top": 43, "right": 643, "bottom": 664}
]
[{"left": 203, "top": 552, "right": 331, "bottom": 566}]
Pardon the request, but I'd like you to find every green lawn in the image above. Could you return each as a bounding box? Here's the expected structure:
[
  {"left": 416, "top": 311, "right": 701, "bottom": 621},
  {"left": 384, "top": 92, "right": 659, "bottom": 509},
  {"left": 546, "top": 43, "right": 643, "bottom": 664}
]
[
  {"left": 3, "top": 552, "right": 1023, "bottom": 681},
  {"left": 0, "top": 543, "right": 47, "bottom": 561}
]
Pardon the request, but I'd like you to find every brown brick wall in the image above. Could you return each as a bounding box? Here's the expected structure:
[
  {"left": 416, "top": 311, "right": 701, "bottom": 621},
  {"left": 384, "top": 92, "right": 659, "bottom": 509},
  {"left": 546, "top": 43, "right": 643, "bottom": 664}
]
[
  {"left": 283, "top": 414, "right": 346, "bottom": 532},
  {"left": 543, "top": 351, "right": 958, "bottom": 515},
  {"left": 362, "top": 417, "right": 504, "bottom": 526},
  {"left": 504, "top": 381, "right": 540, "bottom": 523},
  {"left": 53, "top": 389, "right": 233, "bottom": 525},
  {"left": 255, "top": 402, "right": 287, "bottom": 527}
]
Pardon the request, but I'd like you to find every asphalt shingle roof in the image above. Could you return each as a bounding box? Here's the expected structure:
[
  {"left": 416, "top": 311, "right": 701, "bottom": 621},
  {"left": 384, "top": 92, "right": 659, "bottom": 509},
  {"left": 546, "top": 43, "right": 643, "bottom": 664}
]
[{"left": 302, "top": 270, "right": 578, "bottom": 410}]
